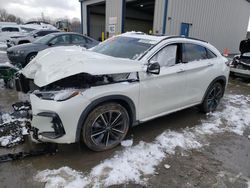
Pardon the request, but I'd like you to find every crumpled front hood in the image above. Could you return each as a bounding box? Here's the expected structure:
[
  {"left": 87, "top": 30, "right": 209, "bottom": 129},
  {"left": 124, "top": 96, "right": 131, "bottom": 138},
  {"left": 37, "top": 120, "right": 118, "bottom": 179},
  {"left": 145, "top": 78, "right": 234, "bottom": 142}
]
[{"left": 22, "top": 46, "right": 142, "bottom": 87}]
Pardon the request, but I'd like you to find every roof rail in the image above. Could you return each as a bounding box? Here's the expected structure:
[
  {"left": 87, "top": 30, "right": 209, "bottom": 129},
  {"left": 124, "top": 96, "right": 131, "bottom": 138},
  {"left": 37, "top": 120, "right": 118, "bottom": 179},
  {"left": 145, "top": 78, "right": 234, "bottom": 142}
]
[
  {"left": 166, "top": 35, "right": 208, "bottom": 43},
  {"left": 143, "top": 34, "right": 208, "bottom": 43}
]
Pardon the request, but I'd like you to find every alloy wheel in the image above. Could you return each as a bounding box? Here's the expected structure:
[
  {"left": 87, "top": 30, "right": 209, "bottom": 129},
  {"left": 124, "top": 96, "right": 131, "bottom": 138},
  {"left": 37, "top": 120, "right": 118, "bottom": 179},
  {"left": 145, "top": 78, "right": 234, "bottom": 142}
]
[{"left": 90, "top": 110, "right": 127, "bottom": 147}]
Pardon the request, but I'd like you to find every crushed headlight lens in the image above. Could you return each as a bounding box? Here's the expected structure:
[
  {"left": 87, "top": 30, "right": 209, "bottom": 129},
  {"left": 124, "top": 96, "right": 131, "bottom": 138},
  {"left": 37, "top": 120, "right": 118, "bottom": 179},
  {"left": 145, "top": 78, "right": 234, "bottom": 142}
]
[{"left": 34, "top": 89, "right": 81, "bottom": 101}]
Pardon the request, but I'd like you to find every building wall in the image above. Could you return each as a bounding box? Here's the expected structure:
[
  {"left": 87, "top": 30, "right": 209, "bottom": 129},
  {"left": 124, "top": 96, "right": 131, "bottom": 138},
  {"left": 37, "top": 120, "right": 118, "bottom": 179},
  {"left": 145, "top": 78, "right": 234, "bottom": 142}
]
[
  {"left": 89, "top": 14, "right": 105, "bottom": 40},
  {"left": 164, "top": 0, "right": 250, "bottom": 53},
  {"left": 153, "top": 0, "right": 165, "bottom": 34},
  {"left": 81, "top": 0, "right": 105, "bottom": 35},
  {"left": 81, "top": 0, "right": 250, "bottom": 53},
  {"left": 105, "top": 0, "right": 124, "bottom": 37}
]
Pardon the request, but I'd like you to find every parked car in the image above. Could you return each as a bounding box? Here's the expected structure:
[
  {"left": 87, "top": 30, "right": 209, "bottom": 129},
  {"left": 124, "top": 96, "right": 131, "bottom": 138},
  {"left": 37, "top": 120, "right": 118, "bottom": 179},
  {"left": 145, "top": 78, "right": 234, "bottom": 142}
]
[
  {"left": 230, "top": 39, "right": 250, "bottom": 78},
  {"left": 21, "top": 21, "right": 58, "bottom": 31},
  {"left": 7, "top": 29, "right": 60, "bottom": 47},
  {"left": 18, "top": 32, "right": 229, "bottom": 151},
  {"left": 7, "top": 32, "right": 99, "bottom": 68},
  {"left": 0, "top": 24, "right": 27, "bottom": 44}
]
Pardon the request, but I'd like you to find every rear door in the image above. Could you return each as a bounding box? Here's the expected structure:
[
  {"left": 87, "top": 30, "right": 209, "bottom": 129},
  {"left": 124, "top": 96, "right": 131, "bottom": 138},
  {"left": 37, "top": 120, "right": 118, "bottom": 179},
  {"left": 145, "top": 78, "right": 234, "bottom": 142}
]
[
  {"left": 181, "top": 43, "right": 218, "bottom": 105},
  {"left": 49, "top": 34, "right": 71, "bottom": 46},
  {"left": 71, "top": 34, "right": 88, "bottom": 48}
]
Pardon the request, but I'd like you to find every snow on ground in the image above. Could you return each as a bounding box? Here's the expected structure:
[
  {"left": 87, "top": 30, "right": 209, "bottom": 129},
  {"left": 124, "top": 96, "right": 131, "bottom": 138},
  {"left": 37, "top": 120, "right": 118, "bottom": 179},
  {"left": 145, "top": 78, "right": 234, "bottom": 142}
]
[
  {"left": 121, "top": 139, "right": 133, "bottom": 147},
  {"left": 35, "top": 94, "right": 250, "bottom": 188}
]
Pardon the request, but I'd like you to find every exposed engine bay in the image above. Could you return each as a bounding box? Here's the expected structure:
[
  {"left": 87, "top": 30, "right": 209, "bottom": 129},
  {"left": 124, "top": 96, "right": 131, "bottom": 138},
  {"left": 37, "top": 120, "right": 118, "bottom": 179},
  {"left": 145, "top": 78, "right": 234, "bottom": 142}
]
[
  {"left": 15, "top": 72, "right": 139, "bottom": 94},
  {"left": 230, "top": 39, "right": 250, "bottom": 77}
]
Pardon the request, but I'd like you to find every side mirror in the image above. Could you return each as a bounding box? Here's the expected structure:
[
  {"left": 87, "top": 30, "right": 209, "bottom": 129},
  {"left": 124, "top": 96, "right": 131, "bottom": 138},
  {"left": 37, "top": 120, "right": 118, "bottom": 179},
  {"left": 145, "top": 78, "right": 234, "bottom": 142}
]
[
  {"left": 48, "top": 42, "right": 54, "bottom": 47},
  {"left": 33, "top": 34, "right": 38, "bottom": 38},
  {"left": 147, "top": 62, "right": 160, "bottom": 75}
]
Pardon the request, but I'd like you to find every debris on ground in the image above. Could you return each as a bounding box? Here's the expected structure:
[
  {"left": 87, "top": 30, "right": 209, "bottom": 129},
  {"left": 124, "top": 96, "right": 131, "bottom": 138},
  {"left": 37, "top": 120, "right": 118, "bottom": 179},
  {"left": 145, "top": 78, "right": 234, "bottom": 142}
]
[
  {"left": 0, "top": 143, "right": 58, "bottom": 163},
  {"left": 0, "top": 102, "right": 31, "bottom": 147},
  {"left": 121, "top": 139, "right": 133, "bottom": 147},
  {"left": 164, "top": 164, "right": 171, "bottom": 169}
]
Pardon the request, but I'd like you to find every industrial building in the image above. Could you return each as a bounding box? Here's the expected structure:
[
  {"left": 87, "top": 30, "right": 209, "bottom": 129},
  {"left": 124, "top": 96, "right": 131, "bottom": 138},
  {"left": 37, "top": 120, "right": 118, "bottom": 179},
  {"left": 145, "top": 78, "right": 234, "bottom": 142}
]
[{"left": 79, "top": 0, "right": 250, "bottom": 53}]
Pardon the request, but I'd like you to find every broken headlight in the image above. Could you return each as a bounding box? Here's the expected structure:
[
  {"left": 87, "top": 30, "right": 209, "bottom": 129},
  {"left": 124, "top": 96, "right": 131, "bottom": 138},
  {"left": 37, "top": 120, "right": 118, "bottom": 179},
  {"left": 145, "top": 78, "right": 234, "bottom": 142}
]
[{"left": 34, "top": 90, "right": 81, "bottom": 101}]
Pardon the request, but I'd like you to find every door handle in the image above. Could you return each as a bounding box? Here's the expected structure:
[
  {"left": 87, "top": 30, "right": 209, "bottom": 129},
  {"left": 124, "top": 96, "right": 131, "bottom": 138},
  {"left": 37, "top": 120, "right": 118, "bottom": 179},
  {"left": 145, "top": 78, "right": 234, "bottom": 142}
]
[
  {"left": 207, "top": 63, "right": 213, "bottom": 67},
  {"left": 177, "top": 69, "right": 185, "bottom": 73}
]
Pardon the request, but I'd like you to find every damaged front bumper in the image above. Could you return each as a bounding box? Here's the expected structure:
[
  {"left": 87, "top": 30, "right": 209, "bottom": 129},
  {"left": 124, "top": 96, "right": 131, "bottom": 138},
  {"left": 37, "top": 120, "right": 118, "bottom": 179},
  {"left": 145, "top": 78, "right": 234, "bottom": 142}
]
[
  {"left": 30, "top": 112, "right": 65, "bottom": 142},
  {"left": 230, "top": 67, "right": 250, "bottom": 78},
  {"left": 230, "top": 54, "right": 250, "bottom": 78},
  {"left": 29, "top": 93, "right": 91, "bottom": 144}
]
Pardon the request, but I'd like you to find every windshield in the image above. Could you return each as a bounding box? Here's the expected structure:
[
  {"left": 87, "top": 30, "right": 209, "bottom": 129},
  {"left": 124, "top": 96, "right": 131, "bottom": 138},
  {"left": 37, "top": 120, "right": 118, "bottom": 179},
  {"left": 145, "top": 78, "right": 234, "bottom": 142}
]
[
  {"left": 33, "top": 34, "right": 55, "bottom": 44},
  {"left": 91, "top": 36, "right": 156, "bottom": 59}
]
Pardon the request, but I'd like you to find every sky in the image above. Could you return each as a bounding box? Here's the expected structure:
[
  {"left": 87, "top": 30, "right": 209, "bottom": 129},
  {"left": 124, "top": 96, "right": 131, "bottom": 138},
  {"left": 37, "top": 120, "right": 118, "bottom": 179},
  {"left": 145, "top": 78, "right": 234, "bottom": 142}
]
[{"left": 0, "top": 0, "right": 80, "bottom": 21}]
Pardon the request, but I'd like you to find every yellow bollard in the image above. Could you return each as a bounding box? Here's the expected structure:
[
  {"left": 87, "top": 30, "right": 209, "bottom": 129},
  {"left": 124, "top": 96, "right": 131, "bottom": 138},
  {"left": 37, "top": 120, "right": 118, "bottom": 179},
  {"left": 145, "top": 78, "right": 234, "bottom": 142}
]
[{"left": 102, "top": 32, "right": 105, "bottom": 41}]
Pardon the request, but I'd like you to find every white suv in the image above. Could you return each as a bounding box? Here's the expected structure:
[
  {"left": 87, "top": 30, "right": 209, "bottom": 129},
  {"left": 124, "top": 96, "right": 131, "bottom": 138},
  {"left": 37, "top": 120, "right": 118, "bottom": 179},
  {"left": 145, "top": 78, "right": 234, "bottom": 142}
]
[{"left": 21, "top": 32, "right": 230, "bottom": 151}]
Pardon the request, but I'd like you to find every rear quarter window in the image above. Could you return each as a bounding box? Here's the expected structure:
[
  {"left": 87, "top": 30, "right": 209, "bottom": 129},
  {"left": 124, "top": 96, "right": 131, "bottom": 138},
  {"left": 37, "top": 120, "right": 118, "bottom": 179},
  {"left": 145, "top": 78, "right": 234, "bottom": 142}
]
[{"left": 182, "top": 43, "right": 217, "bottom": 62}]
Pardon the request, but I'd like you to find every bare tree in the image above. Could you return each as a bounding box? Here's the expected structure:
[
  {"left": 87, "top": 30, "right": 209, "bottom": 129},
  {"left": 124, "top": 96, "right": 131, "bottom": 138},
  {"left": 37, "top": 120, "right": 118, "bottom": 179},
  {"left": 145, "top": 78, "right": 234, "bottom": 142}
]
[{"left": 0, "top": 9, "right": 23, "bottom": 23}]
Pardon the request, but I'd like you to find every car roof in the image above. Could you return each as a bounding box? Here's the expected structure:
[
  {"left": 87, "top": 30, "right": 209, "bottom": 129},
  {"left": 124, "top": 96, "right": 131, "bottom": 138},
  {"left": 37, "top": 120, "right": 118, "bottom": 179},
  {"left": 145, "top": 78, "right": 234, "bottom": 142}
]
[
  {"left": 121, "top": 32, "right": 167, "bottom": 43},
  {"left": 48, "top": 32, "right": 98, "bottom": 42},
  {"left": 34, "top": 29, "right": 59, "bottom": 32},
  {"left": 50, "top": 32, "right": 84, "bottom": 36},
  {"left": 120, "top": 32, "right": 208, "bottom": 45}
]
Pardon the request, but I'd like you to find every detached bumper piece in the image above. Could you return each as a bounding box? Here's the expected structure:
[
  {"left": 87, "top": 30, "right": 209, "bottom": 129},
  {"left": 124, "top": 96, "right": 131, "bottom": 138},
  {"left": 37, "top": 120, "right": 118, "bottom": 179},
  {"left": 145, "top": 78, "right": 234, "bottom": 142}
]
[
  {"left": 36, "top": 112, "right": 66, "bottom": 139},
  {"left": 0, "top": 144, "right": 58, "bottom": 163},
  {"left": 12, "top": 101, "right": 31, "bottom": 112}
]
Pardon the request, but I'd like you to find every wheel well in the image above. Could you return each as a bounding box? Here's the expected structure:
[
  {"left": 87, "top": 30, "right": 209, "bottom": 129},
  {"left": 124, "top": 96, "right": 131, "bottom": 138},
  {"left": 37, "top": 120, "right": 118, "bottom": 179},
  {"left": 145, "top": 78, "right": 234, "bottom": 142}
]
[
  {"left": 105, "top": 99, "right": 134, "bottom": 126},
  {"left": 75, "top": 95, "right": 137, "bottom": 142},
  {"left": 216, "top": 79, "right": 226, "bottom": 88},
  {"left": 202, "top": 76, "right": 227, "bottom": 103}
]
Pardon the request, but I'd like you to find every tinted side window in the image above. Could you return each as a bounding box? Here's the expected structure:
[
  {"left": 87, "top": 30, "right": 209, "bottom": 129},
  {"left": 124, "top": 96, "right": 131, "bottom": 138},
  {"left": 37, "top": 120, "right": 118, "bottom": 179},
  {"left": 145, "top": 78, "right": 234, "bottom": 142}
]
[
  {"left": 2, "top": 27, "right": 19, "bottom": 32},
  {"left": 71, "top": 35, "right": 87, "bottom": 44},
  {"left": 86, "top": 38, "right": 93, "bottom": 43},
  {"left": 50, "top": 35, "right": 70, "bottom": 45},
  {"left": 151, "top": 45, "right": 178, "bottom": 67},
  {"left": 182, "top": 43, "right": 208, "bottom": 62}
]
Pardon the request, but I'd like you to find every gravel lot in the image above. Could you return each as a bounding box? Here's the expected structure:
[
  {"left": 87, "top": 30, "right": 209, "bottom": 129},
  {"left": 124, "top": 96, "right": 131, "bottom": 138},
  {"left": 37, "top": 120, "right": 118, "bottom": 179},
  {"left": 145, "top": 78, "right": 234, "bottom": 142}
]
[{"left": 0, "top": 50, "right": 250, "bottom": 188}]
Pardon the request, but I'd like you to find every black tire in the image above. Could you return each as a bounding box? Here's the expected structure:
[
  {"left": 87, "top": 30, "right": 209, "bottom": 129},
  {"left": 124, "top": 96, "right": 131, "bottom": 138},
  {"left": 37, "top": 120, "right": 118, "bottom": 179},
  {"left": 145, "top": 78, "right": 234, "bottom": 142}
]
[
  {"left": 200, "top": 82, "right": 224, "bottom": 113},
  {"left": 26, "top": 53, "right": 37, "bottom": 64},
  {"left": 82, "top": 103, "right": 130, "bottom": 151}
]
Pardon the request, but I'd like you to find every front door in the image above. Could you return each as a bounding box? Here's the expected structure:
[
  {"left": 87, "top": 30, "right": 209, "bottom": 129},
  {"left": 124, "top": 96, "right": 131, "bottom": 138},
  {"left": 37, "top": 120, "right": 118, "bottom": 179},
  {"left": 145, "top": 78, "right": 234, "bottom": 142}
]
[{"left": 139, "top": 44, "right": 188, "bottom": 121}]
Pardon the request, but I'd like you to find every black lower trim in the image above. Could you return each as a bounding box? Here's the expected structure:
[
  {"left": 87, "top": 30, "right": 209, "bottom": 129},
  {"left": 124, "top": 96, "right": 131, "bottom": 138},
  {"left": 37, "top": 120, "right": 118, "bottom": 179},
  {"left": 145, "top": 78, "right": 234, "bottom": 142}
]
[{"left": 37, "top": 112, "right": 66, "bottom": 139}]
